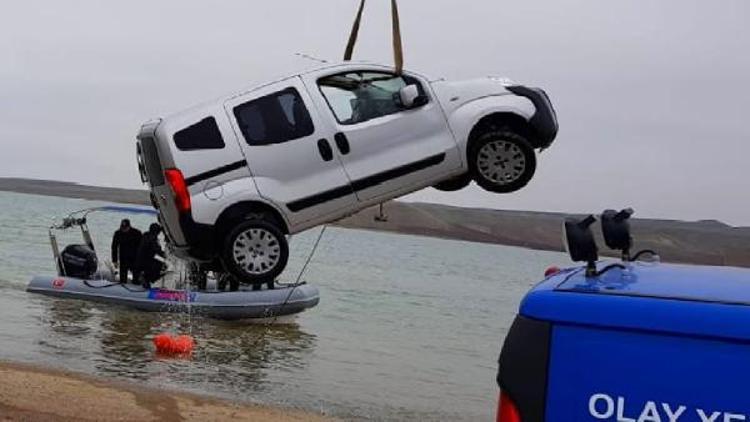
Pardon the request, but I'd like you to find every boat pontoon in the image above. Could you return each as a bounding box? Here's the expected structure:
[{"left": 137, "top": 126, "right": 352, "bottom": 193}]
[{"left": 27, "top": 206, "right": 319, "bottom": 321}]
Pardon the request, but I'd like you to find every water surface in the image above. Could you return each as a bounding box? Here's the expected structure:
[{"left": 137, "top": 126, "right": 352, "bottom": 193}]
[{"left": 0, "top": 191, "right": 568, "bottom": 421}]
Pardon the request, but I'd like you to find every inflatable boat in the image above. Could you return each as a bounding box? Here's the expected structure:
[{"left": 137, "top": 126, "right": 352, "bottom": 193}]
[
  {"left": 27, "top": 275, "right": 319, "bottom": 320},
  {"left": 27, "top": 206, "right": 320, "bottom": 321}
]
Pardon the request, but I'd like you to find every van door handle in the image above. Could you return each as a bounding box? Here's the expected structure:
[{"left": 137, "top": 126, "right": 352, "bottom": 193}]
[
  {"left": 334, "top": 132, "right": 350, "bottom": 155},
  {"left": 317, "top": 138, "right": 333, "bottom": 161}
]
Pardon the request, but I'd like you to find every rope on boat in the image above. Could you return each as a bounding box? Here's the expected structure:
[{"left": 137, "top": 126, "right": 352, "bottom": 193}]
[
  {"left": 265, "top": 225, "right": 328, "bottom": 324},
  {"left": 79, "top": 270, "right": 176, "bottom": 292}
]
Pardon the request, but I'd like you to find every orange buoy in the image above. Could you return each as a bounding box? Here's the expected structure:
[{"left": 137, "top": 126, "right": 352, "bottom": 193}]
[
  {"left": 153, "top": 333, "right": 194, "bottom": 356},
  {"left": 172, "top": 335, "right": 195, "bottom": 354},
  {"left": 153, "top": 333, "right": 172, "bottom": 351}
]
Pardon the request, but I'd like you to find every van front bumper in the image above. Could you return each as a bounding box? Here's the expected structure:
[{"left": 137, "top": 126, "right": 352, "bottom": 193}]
[{"left": 506, "top": 85, "right": 558, "bottom": 149}]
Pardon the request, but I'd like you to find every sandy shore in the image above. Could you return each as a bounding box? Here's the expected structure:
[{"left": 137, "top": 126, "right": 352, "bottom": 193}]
[{"left": 0, "top": 361, "right": 335, "bottom": 422}]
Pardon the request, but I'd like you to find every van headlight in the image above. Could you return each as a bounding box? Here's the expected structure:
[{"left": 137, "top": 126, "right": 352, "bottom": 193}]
[{"left": 489, "top": 76, "right": 515, "bottom": 86}]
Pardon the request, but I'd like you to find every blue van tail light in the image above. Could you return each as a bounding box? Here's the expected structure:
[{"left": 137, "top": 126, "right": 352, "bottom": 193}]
[
  {"left": 164, "top": 168, "right": 191, "bottom": 213},
  {"left": 544, "top": 266, "right": 561, "bottom": 277},
  {"left": 497, "top": 391, "right": 522, "bottom": 422}
]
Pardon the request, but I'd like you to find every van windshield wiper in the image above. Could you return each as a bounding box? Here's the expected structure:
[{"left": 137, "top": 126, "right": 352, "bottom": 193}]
[{"left": 320, "top": 74, "right": 396, "bottom": 93}]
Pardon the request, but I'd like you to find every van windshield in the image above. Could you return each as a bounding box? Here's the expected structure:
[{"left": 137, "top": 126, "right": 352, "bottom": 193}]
[{"left": 318, "top": 71, "right": 425, "bottom": 125}]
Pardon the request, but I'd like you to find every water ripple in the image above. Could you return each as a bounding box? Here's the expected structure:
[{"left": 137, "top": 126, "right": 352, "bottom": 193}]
[{"left": 0, "top": 191, "right": 569, "bottom": 421}]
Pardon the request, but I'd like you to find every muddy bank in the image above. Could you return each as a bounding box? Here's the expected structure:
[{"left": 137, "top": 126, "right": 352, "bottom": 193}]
[{"left": 0, "top": 361, "right": 335, "bottom": 422}]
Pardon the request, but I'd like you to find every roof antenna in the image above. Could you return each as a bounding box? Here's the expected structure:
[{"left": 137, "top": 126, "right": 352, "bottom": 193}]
[{"left": 295, "top": 52, "right": 329, "bottom": 64}]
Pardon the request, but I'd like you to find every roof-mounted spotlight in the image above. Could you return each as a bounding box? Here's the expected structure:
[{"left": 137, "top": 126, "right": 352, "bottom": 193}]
[
  {"left": 601, "top": 208, "right": 634, "bottom": 261},
  {"left": 564, "top": 215, "right": 599, "bottom": 277},
  {"left": 601, "top": 208, "right": 660, "bottom": 263}
]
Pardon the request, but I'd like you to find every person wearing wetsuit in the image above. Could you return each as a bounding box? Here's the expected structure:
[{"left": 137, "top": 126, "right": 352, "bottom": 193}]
[
  {"left": 135, "top": 223, "right": 166, "bottom": 288},
  {"left": 111, "top": 219, "right": 142, "bottom": 284}
]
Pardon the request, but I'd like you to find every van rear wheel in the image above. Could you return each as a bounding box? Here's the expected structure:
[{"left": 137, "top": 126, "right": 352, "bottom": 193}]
[{"left": 221, "top": 216, "right": 289, "bottom": 284}]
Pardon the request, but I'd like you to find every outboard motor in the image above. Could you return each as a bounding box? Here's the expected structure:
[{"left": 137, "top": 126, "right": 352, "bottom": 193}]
[{"left": 60, "top": 244, "right": 98, "bottom": 279}]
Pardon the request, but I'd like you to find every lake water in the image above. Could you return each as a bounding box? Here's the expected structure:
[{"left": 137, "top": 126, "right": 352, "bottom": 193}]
[{"left": 0, "top": 191, "right": 568, "bottom": 421}]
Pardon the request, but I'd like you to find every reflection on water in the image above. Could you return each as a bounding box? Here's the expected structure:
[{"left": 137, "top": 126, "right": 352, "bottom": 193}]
[
  {"left": 97, "top": 309, "right": 156, "bottom": 380},
  {"left": 44, "top": 298, "right": 96, "bottom": 336},
  {"left": 0, "top": 191, "right": 571, "bottom": 421},
  {"left": 38, "top": 296, "right": 317, "bottom": 386}
]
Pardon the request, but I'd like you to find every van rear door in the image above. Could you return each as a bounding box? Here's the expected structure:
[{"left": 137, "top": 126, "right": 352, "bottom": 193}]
[{"left": 136, "top": 130, "right": 187, "bottom": 246}]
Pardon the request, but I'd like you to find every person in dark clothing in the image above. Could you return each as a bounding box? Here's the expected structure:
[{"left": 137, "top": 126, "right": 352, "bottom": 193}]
[
  {"left": 111, "top": 219, "right": 142, "bottom": 284},
  {"left": 135, "top": 223, "right": 166, "bottom": 288}
]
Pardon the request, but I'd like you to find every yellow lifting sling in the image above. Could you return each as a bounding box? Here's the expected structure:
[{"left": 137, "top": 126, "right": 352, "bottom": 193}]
[{"left": 343, "top": 0, "right": 404, "bottom": 74}]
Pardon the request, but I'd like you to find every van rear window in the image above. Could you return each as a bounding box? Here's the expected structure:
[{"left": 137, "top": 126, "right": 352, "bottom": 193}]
[
  {"left": 138, "top": 137, "right": 165, "bottom": 186},
  {"left": 173, "top": 117, "right": 225, "bottom": 151}
]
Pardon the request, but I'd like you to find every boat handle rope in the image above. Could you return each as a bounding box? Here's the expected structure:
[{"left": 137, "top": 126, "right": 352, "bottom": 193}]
[
  {"left": 630, "top": 249, "right": 659, "bottom": 262},
  {"left": 81, "top": 279, "right": 147, "bottom": 292},
  {"left": 79, "top": 270, "right": 176, "bottom": 292}
]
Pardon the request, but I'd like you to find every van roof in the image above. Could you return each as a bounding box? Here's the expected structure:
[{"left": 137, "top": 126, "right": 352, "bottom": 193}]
[
  {"left": 153, "top": 61, "right": 426, "bottom": 124},
  {"left": 521, "top": 262, "right": 750, "bottom": 341}
]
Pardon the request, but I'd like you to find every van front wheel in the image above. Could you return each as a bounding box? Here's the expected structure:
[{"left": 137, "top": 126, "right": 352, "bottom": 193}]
[
  {"left": 221, "top": 217, "right": 289, "bottom": 284},
  {"left": 433, "top": 173, "right": 471, "bottom": 192},
  {"left": 469, "top": 130, "right": 536, "bottom": 193}
]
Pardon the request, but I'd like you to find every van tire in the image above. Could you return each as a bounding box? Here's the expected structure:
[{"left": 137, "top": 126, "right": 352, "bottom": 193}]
[
  {"left": 469, "top": 129, "right": 536, "bottom": 193},
  {"left": 433, "top": 173, "right": 472, "bottom": 192},
  {"left": 221, "top": 216, "right": 289, "bottom": 284}
]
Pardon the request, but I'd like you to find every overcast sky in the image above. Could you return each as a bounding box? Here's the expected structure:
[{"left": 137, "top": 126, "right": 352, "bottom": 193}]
[{"left": 1, "top": 1, "right": 748, "bottom": 225}]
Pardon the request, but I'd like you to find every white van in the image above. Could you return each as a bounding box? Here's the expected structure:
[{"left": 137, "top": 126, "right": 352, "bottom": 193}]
[{"left": 136, "top": 61, "right": 558, "bottom": 284}]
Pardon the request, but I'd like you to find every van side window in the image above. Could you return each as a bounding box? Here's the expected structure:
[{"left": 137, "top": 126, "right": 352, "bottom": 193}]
[
  {"left": 233, "top": 88, "right": 314, "bottom": 146},
  {"left": 318, "top": 71, "right": 427, "bottom": 125},
  {"left": 173, "top": 117, "right": 226, "bottom": 151}
]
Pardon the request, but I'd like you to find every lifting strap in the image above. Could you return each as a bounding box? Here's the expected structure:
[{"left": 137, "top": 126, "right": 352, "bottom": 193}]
[
  {"left": 391, "top": 0, "right": 403, "bottom": 74},
  {"left": 343, "top": 0, "right": 404, "bottom": 74},
  {"left": 343, "top": 0, "right": 366, "bottom": 62}
]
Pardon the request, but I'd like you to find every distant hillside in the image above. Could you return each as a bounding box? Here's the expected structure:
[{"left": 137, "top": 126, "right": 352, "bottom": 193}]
[
  {"left": 0, "top": 178, "right": 150, "bottom": 205},
  {"left": 338, "top": 203, "right": 750, "bottom": 267},
  {"left": 2, "top": 177, "right": 748, "bottom": 267}
]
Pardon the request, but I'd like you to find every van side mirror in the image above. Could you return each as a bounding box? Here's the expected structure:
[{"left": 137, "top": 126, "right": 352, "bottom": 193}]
[{"left": 398, "top": 85, "right": 425, "bottom": 109}]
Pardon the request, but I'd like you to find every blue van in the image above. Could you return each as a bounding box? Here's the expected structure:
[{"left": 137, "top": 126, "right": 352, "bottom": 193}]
[{"left": 497, "top": 211, "right": 750, "bottom": 421}]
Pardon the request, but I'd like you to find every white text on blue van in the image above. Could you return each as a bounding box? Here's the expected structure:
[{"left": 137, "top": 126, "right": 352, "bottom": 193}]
[{"left": 589, "top": 393, "right": 746, "bottom": 421}]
